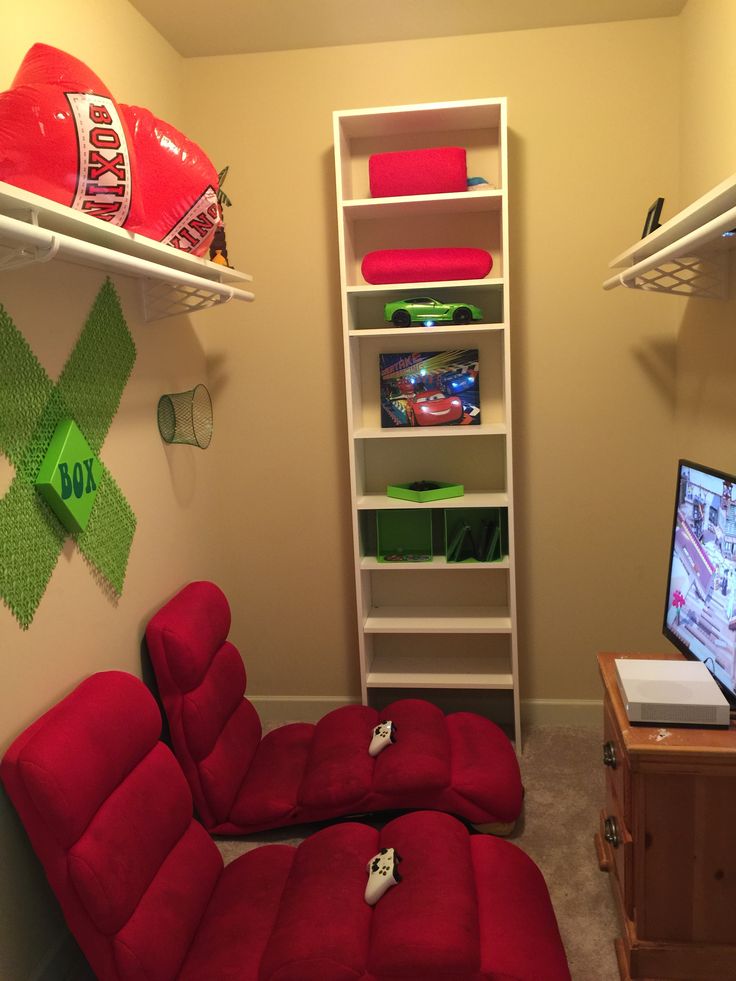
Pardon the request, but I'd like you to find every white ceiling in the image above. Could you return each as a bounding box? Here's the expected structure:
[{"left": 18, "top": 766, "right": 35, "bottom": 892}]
[{"left": 128, "top": 0, "right": 687, "bottom": 58}]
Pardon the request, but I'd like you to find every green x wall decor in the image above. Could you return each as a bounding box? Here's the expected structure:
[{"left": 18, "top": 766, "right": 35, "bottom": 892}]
[{"left": 0, "top": 279, "right": 137, "bottom": 629}]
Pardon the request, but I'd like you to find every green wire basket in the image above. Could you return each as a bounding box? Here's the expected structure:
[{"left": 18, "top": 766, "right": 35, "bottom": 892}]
[{"left": 157, "top": 384, "right": 213, "bottom": 449}]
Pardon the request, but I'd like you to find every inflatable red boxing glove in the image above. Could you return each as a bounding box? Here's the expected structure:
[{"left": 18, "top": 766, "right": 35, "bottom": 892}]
[
  {"left": 122, "top": 105, "right": 220, "bottom": 256},
  {"left": 0, "top": 43, "right": 143, "bottom": 229}
]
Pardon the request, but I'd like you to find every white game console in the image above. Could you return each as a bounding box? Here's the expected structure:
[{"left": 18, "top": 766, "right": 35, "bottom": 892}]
[{"left": 614, "top": 658, "right": 731, "bottom": 728}]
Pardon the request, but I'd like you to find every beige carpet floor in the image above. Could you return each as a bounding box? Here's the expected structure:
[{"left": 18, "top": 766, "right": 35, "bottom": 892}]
[{"left": 216, "top": 725, "right": 621, "bottom": 981}]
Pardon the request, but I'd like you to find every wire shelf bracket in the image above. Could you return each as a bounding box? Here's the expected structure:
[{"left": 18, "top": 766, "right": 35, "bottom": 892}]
[
  {"left": 603, "top": 173, "right": 736, "bottom": 300},
  {"left": 0, "top": 181, "right": 254, "bottom": 322}
]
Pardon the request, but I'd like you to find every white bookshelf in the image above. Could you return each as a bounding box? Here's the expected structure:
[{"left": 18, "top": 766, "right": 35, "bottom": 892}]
[{"left": 333, "top": 98, "right": 521, "bottom": 748}]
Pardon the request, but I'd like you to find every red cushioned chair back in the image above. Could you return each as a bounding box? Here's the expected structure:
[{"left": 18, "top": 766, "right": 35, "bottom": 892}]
[
  {"left": 0, "top": 672, "right": 223, "bottom": 981},
  {"left": 145, "top": 581, "right": 262, "bottom": 828}
]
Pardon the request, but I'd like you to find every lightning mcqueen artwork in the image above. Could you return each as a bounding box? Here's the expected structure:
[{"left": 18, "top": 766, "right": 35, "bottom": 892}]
[
  {"left": 379, "top": 349, "right": 480, "bottom": 428},
  {"left": 406, "top": 389, "right": 464, "bottom": 426}
]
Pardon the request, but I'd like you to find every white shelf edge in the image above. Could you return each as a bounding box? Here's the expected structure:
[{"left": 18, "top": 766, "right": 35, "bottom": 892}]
[
  {"left": 366, "top": 671, "right": 514, "bottom": 689},
  {"left": 334, "top": 98, "right": 504, "bottom": 139},
  {"left": 0, "top": 181, "right": 255, "bottom": 321},
  {"left": 357, "top": 492, "right": 509, "bottom": 509},
  {"left": 364, "top": 605, "right": 512, "bottom": 633},
  {"left": 348, "top": 323, "right": 505, "bottom": 338},
  {"left": 346, "top": 278, "right": 504, "bottom": 296},
  {"left": 360, "top": 555, "right": 510, "bottom": 571},
  {"left": 341, "top": 190, "right": 502, "bottom": 218},
  {"left": 353, "top": 423, "right": 506, "bottom": 439}
]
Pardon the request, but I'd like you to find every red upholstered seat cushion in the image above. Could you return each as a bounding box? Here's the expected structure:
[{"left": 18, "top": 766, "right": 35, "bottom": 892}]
[
  {"left": 230, "top": 723, "right": 313, "bottom": 827},
  {"left": 447, "top": 712, "right": 524, "bottom": 824},
  {"left": 2, "top": 673, "right": 570, "bottom": 981},
  {"left": 179, "top": 844, "right": 296, "bottom": 981},
  {"left": 369, "top": 146, "right": 467, "bottom": 198},
  {"left": 367, "top": 811, "right": 481, "bottom": 978},
  {"left": 112, "top": 822, "right": 221, "bottom": 981},
  {"left": 361, "top": 247, "right": 492, "bottom": 285},
  {"left": 259, "top": 822, "right": 376, "bottom": 981},
  {"left": 68, "top": 743, "right": 193, "bottom": 934},
  {"left": 146, "top": 581, "right": 524, "bottom": 835},
  {"left": 1, "top": 672, "right": 225, "bottom": 981},
  {"left": 473, "top": 834, "right": 572, "bottom": 979},
  {"left": 298, "top": 704, "right": 378, "bottom": 810},
  {"left": 372, "top": 699, "right": 451, "bottom": 797},
  {"left": 145, "top": 581, "right": 262, "bottom": 828}
]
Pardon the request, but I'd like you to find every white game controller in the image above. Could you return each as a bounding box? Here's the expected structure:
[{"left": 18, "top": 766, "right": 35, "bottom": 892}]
[
  {"left": 369, "top": 720, "right": 396, "bottom": 757},
  {"left": 364, "top": 846, "right": 402, "bottom": 905}
]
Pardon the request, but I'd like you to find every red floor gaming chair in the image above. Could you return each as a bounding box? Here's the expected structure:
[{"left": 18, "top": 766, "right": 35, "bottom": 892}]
[
  {"left": 1, "top": 671, "right": 570, "bottom": 981},
  {"left": 145, "top": 580, "right": 523, "bottom": 836}
]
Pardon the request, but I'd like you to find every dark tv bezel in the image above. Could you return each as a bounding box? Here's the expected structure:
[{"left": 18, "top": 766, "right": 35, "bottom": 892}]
[{"left": 662, "top": 457, "right": 736, "bottom": 708}]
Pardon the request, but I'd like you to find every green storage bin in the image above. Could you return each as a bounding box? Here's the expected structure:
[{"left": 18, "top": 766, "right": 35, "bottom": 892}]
[{"left": 376, "top": 510, "right": 433, "bottom": 562}]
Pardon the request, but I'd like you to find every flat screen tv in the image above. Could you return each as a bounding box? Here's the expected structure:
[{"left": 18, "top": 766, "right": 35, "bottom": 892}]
[{"left": 663, "top": 459, "right": 736, "bottom": 706}]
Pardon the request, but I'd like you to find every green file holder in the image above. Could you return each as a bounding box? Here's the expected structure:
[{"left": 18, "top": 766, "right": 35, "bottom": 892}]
[{"left": 444, "top": 507, "right": 508, "bottom": 563}]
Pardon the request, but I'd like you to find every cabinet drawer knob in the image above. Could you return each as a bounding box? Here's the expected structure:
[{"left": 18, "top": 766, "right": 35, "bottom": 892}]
[
  {"left": 604, "top": 815, "right": 620, "bottom": 849},
  {"left": 602, "top": 741, "right": 617, "bottom": 769}
]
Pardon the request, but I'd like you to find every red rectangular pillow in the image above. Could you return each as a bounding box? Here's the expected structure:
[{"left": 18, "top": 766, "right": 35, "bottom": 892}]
[
  {"left": 369, "top": 147, "right": 467, "bottom": 198},
  {"left": 361, "top": 248, "right": 492, "bottom": 285}
]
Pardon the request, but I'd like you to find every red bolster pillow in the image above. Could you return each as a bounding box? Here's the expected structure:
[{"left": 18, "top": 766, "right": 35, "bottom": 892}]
[
  {"left": 362, "top": 248, "right": 492, "bottom": 285},
  {"left": 369, "top": 146, "right": 467, "bottom": 198}
]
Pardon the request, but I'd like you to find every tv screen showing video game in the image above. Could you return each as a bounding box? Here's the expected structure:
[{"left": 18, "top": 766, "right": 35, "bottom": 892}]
[{"left": 663, "top": 459, "right": 736, "bottom": 703}]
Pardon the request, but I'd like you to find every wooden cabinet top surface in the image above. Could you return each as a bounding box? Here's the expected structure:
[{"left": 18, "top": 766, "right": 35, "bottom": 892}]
[{"left": 598, "top": 651, "right": 736, "bottom": 760}]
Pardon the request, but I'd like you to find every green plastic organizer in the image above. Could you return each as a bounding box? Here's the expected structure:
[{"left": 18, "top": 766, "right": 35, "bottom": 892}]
[{"left": 376, "top": 510, "right": 433, "bottom": 562}]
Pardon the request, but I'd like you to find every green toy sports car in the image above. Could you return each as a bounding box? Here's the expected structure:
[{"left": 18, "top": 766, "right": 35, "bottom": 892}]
[{"left": 384, "top": 296, "right": 484, "bottom": 327}]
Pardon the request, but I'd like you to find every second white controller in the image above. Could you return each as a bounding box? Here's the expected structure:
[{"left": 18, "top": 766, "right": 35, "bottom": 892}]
[
  {"left": 369, "top": 720, "right": 396, "bottom": 757},
  {"left": 364, "top": 846, "right": 402, "bottom": 905}
]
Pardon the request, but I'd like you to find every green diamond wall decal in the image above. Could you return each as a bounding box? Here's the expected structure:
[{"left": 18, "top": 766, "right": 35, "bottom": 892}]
[
  {"left": 35, "top": 419, "right": 102, "bottom": 534},
  {"left": 0, "top": 278, "right": 137, "bottom": 629}
]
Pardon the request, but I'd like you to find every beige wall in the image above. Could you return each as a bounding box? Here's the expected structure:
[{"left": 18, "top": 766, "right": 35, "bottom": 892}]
[
  {"left": 182, "top": 17, "right": 681, "bottom": 710},
  {"left": 0, "top": 4, "right": 199, "bottom": 978},
  {"left": 679, "top": 0, "right": 736, "bottom": 203},
  {"left": 4, "top": 2, "right": 733, "bottom": 977},
  {"left": 674, "top": 0, "right": 736, "bottom": 472}
]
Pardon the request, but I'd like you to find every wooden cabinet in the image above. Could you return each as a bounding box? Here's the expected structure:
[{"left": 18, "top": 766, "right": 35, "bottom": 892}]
[
  {"left": 596, "top": 651, "right": 736, "bottom": 980},
  {"left": 332, "top": 99, "right": 520, "bottom": 746}
]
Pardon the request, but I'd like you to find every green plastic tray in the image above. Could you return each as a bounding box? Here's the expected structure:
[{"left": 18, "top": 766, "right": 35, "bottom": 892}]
[{"left": 386, "top": 481, "right": 464, "bottom": 503}]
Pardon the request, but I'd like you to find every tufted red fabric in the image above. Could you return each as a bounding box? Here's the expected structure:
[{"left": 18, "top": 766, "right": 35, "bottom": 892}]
[
  {"left": 2, "top": 673, "right": 570, "bottom": 981},
  {"left": 146, "top": 581, "right": 523, "bottom": 835},
  {"left": 361, "top": 247, "right": 492, "bottom": 285},
  {"left": 1, "top": 673, "right": 221, "bottom": 981},
  {"left": 369, "top": 146, "right": 468, "bottom": 198}
]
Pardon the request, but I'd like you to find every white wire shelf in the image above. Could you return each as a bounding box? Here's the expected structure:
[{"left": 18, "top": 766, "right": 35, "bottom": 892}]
[
  {"left": 603, "top": 172, "right": 736, "bottom": 298},
  {"left": 0, "top": 181, "right": 254, "bottom": 321}
]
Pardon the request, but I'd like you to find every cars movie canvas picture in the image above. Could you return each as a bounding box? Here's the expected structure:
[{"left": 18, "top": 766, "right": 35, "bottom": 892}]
[{"left": 379, "top": 350, "right": 481, "bottom": 428}]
